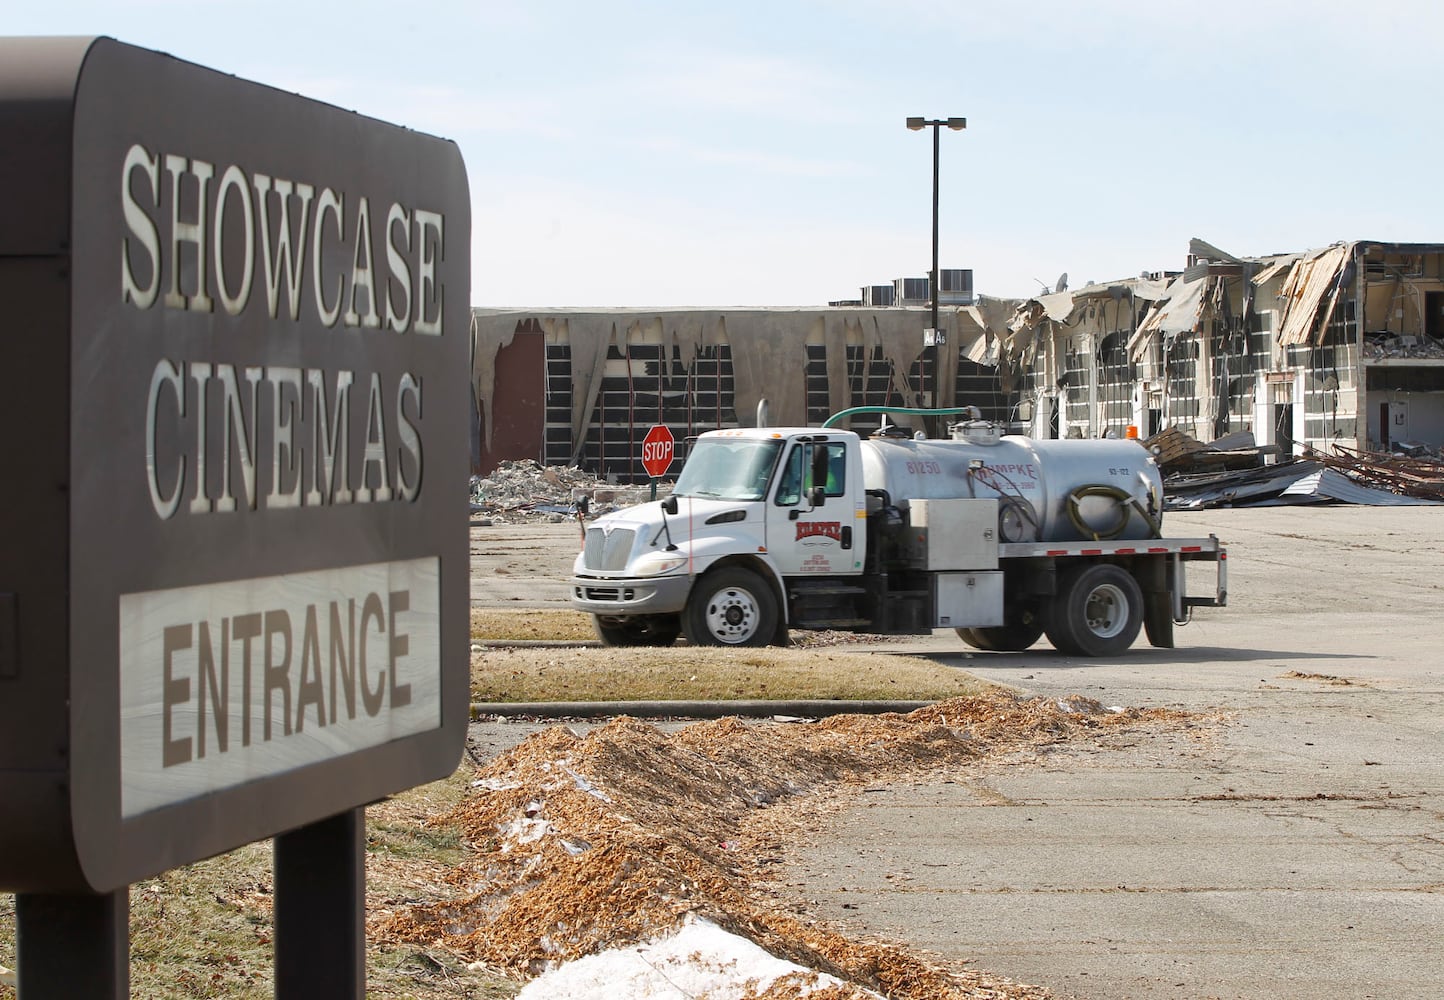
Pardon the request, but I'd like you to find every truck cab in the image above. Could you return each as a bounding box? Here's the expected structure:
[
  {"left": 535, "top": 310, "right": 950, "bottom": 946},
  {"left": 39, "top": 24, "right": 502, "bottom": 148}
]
[{"left": 570, "top": 428, "right": 864, "bottom": 647}]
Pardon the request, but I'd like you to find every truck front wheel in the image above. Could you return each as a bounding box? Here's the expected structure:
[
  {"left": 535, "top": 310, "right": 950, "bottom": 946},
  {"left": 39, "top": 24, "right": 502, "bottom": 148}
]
[
  {"left": 592, "top": 614, "right": 681, "bottom": 647},
  {"left": 683, "top": 567, "right": 779, "bottom": 647},
  {"left": 1045, "top": 563, "right": 1143, "bottom": 657}
]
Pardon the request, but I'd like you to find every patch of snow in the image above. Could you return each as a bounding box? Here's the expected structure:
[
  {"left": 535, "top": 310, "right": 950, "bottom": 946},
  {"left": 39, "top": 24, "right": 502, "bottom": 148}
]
[
  {"left": 516, "top": 917, "right": 878, "bottom": 1000},
  {"left": 562, "top": 764, "right": 613, "bottom": 802},
  {"left": 472, "top": 777, "right": 522, "bottom": 791},
  {"left": 499, "top": 816, "right": 553, "bottom": 845}
]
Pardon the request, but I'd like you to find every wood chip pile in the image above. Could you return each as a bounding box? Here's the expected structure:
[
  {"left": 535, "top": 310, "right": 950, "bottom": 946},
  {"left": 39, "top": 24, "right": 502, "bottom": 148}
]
[{"left": 374, "top": 693, "right": 1202, "bottom": 999}]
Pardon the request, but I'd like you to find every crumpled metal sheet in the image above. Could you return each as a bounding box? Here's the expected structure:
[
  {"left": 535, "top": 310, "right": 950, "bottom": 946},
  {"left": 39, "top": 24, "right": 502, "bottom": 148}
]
[
  {"left": 1129, "top": 274, "right": 1208, "bottom": 361},
  {"left": 1248, "top": 254, "right": 1302, "bottom": 288},
  {"left": 960, "top": 294, "right": 1018, "bottom": 369},
  {"left": 1037, "top": 290, "right": 1075, "bottom": 322},
  {"left": 1275, "top": 244, "right": 1352, "bottom": 346},
  {"left": 1130, "top": 277, "right": 1173, "bottom": 301},
  {"left": 1189, "top": 237, "right": 1242, "bottom": 263},
  {"left": 1280, "top": 468, "right": 1443, "bottom": 506}
]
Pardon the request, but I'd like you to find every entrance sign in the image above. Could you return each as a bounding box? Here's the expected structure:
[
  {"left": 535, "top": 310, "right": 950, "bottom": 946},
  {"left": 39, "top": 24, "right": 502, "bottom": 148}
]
[
  {"left": 0, "top": 37, "right": 471, "bottom": 894},
  {"left": 641, "top": 424, "right": 676, "bottom": 478},
  {"left": 118, "top": 558, "right": 442, "bottom": 818}
]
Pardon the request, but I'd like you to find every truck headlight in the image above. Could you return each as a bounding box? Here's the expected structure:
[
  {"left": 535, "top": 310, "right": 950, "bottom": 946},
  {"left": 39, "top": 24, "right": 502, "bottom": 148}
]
[{"left": 633, "top": 551, "right": 689, "bottom": 575}]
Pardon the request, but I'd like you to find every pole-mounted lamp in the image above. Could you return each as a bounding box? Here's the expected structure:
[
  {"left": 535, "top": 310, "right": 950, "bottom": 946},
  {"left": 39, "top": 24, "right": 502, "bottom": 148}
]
[{"left": 906, "top": 116, "right": 966, "bottom": 414}]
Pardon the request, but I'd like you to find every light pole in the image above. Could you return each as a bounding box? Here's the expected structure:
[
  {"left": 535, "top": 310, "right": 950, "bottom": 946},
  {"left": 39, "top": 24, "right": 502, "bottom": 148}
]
[{"left": 906, "top": 115, "right": 965, "bottom": 413}]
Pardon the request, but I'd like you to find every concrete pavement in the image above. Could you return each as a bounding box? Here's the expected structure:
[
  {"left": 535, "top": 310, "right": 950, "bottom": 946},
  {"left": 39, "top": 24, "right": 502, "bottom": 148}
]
[
  {"left": 468, "top": 506, "right": 1444, "bottom": 999},
  {"left": 780, "top": 508, "right": 1444, "bottom": 999}
]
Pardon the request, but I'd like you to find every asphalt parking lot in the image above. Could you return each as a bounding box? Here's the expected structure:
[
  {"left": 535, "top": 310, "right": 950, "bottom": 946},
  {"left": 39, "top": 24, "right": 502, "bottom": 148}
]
[{"left": 469, "top": 505, "right": 1444, "bottom": 999}]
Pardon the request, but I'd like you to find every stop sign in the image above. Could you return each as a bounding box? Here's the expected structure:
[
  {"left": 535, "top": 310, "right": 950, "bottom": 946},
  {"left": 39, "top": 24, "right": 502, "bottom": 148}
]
[{"left": 640, "top": 424, "right": 675, "bottom": 478}]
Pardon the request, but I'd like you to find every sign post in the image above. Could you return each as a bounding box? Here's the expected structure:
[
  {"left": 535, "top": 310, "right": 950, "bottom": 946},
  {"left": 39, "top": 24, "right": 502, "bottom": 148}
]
[
  {"left": 640, "top": 423, "right": 676, "bottom": 499},
  {"left": 0, "top": 36, "right": 471, "bottom": 998}
]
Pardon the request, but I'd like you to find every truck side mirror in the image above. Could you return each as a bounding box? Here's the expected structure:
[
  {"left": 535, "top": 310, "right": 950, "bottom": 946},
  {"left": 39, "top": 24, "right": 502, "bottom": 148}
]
[
  {"left": 807, "top": 485, "right": 826, "bottom": 507},
  {"left": 661, "top": 495, "right": 678, "bottom": 515}
]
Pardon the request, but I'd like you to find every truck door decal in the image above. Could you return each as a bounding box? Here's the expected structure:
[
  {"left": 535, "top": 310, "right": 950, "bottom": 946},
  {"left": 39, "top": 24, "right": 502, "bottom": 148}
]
[{"left": 796, "top": 521, "right": 843, "bottom": 542}]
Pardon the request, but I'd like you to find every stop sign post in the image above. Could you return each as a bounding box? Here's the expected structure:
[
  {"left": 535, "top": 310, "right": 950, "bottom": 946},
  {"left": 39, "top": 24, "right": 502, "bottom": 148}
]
[{"left": 640, "top": 425, "right": 675, "bottom": 497}]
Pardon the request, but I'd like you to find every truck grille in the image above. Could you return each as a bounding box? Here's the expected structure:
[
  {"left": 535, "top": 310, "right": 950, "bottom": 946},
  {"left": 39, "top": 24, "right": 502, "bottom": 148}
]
[
  {"left": 583, "top": 526, "right": 636, "bottom": 571},
  {"left": 574, "top": 585, "right": 636, "bottom": 602}
]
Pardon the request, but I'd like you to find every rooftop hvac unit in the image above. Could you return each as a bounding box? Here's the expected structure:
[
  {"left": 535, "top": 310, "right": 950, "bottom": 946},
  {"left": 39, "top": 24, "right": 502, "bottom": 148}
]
[
  {"left": 939, "top": 269, "right": 973, "bottom": 292},
  {"left": 895, "top": 276, "right": 930, "bottom": 304},
  {"left": 862, "top": 284, "right": 895, "bottom": 307},
  {"left": 939, "top": 268, "right": 974, "bottom": 305}
]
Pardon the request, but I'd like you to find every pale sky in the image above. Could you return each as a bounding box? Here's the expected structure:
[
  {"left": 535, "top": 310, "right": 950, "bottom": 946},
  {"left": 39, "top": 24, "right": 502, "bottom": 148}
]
[{"left": 10, "top": 0, "right": 1444, "bottom": 307}]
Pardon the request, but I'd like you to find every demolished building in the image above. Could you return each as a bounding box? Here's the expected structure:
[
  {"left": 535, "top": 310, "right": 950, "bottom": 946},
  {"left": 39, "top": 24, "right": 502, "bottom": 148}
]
[{"left": 470, "top": 238, "right": 1444, "bottom": 483}]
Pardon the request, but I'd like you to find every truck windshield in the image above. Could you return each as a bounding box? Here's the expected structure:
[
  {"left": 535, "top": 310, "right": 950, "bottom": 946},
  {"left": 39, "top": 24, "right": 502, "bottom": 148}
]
[{"left": 672, "top": 438, "right": 783, "bottom": 501}]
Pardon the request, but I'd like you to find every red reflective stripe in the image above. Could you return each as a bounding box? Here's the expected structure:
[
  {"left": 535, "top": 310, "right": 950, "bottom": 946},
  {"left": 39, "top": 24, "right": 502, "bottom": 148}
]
[
  {"left": 1046, "top": 549, "right": 1067, "bottom": 556},
  {"left": 1182, "top": 546, "right": 1202, "bottom": 552},
  {"left": 1082, "top": 548, "right": 1103, "bottom": 555},
  {"left": 1115, "top": 548, "right": 1136, "bottom": 554},
  {"left": 1148, "top": 547, "right": 1168, "bottom": 553}
]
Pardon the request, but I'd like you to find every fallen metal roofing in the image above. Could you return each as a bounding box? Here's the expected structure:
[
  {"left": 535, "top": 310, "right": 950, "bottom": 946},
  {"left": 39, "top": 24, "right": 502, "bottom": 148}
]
[
  {"left": 1164, "top": 461, "right": 1322, "bottom": 509},
  {"left": 1280, "top": 468, "right": 1443, "bottom": 506},
  {"left": 1165, "top": 452, "right": 1444, "bottom": 509}
]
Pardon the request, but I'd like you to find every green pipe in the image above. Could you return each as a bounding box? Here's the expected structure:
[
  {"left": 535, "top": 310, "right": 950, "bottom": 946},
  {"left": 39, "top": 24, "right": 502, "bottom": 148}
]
[{"left": 821, "top": 405, "right": 982, "bottom": 428}]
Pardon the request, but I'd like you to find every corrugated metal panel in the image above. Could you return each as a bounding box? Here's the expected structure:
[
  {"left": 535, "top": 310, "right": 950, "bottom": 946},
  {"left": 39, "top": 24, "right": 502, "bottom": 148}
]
[
  {"left": 1275, "top": 244, "right": 1351, "bottom": 347},
  {"left": 1279, "top": 469, "right": 1444, "bottom": 506}
]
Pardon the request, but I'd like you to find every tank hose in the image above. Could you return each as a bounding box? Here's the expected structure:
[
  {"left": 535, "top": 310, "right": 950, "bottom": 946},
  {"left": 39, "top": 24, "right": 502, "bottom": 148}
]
[{"left": 1066, "top": 485, "right": 1162, "bottom": 541}]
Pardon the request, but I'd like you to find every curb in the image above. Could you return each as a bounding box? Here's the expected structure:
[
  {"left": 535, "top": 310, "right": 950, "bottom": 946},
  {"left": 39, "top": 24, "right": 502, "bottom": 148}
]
[
  {"left": 470, "top": 699, "right": 934, "bottom": 720},
  {"left": 472, "top": 639, "right": 602, "bottom": 649}
]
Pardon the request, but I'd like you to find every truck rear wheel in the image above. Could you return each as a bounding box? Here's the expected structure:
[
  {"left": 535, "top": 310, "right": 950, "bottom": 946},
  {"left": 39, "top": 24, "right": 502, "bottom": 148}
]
[
  {"left": 1045, "top": 563, "right": 1143, "bottom": 657},
  {"left": 683, "top": 567, "right": 778, "bottom": 647},
  {"left": 592, "top": 614, "right": 681, "bottom": 647},
  {"left": 956, "top": 616, "right": 1044, "bottom": 652}
]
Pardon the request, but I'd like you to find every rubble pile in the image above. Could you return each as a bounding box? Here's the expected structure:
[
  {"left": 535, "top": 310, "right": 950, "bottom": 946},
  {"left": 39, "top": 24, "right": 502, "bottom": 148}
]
[
  {"left": 470, "top": 460, "right": 667, "bottom": 523},
  {"left": 1365, "top": 332, "right": 1444, "bottom": 361},
  {"left": 1309, "top": 445, "right": 1444, "bottom": 501},
  {"left": 1147, "top": 427, "right": 1444, "bottom": 508},
  {"left": 1163, "top": 460, "right": 1320, "bottom": 509},
  {"left": 374, "top": 694, "right": 1202, "bottom": 998},
  {"left": 1144, "top": 426, "right": 1272, "bottom": 474},
  {"left": 1164, "top": 446, "right": 1444, "bottom": 509}
]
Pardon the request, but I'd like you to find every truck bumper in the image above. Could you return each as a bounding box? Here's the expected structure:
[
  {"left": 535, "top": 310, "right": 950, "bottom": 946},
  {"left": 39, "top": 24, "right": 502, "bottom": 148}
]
[{"left": 569, "top": 573, "right": 692, "bottom": 616}]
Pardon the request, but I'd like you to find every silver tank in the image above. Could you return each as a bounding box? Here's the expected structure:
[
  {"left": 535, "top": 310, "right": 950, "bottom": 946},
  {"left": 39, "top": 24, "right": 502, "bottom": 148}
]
[{"left": 858, "top": 425, "right": 1164, "bottom": 542}]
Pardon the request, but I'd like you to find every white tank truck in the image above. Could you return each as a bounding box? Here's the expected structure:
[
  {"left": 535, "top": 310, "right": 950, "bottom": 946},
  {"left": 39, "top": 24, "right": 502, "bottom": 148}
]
[{"left": 569, "top": 406, "right": 1226, "bottom": 655}]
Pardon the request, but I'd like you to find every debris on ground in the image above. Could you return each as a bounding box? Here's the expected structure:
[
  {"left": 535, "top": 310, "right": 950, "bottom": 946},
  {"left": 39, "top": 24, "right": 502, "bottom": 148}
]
[
  {"left": 470, "top": 461, "right": 669, "bottom": 523},
  {"left": 374, "top": 693, "right": 1206, "bottom": 999},
  {"left": 1141, "top": 422, "right": 1444, "bottom": 507},
  {"left": 1144, "top": 427, "right": 1274, "bottom": 474},
  {"left": 1305, "top": 445, "right": 1444, "bottom": 501},
  {"left": 1163, "top": 459, "right": 1323, "bottom": 509},
  {"left": 1164, "top": 446, "right": 1444, "bottom": 509}
]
